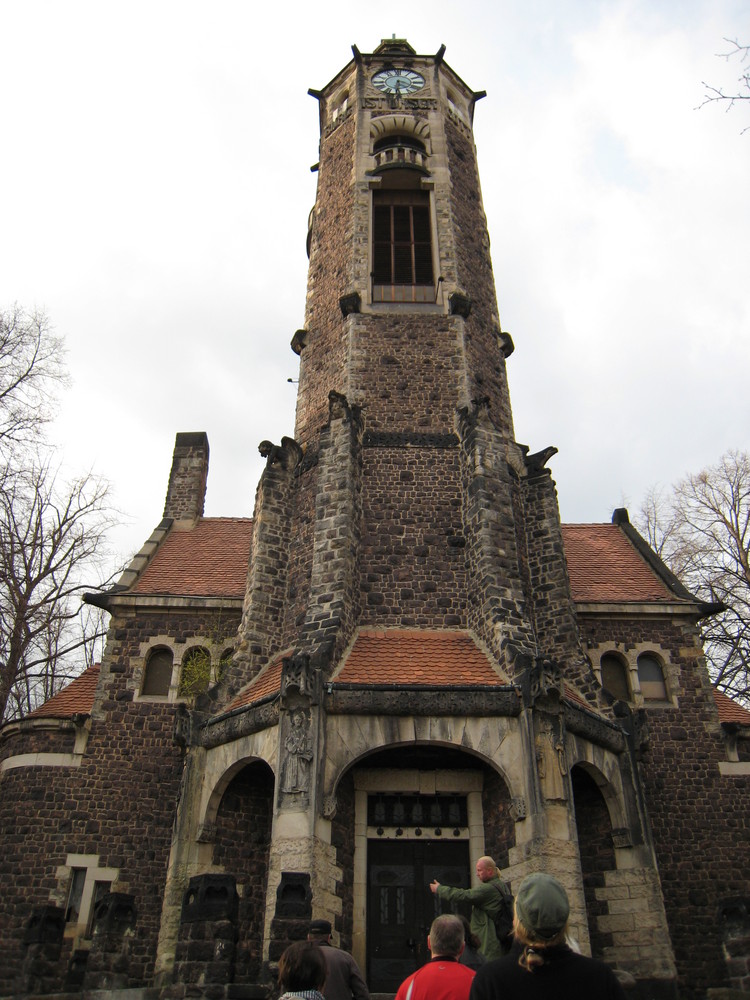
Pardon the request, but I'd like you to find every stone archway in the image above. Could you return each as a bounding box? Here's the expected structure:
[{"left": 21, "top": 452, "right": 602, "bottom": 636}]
[
  {"left": 328, "top": 743, "right": 516, "bottom": 987},
  {"left": 571, "top": 764, "right": 617, "bottom": 958},
  {"left": 211, "top": 761, "right": 275, "bottom": 983}
]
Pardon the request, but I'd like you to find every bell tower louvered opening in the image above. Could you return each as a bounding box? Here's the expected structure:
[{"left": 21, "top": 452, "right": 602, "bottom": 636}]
[{"left": 372, "top": 182, "right": 434, "bottom": 304}]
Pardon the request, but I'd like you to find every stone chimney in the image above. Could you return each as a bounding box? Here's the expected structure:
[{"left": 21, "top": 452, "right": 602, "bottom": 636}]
[{"left": 163, "top": 432, "right": 209, "bottom": 521}]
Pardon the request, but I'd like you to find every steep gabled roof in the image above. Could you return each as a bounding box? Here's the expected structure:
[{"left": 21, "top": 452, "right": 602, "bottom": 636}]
[
  {"left": 131, "top": 517, "right": 252, "bottom": 598},
  {"left": 27, "top": 664, "right": 100, "bottom": 719},
  {"left": 561, "top": 524, "right": 676, "bottom": 603}
]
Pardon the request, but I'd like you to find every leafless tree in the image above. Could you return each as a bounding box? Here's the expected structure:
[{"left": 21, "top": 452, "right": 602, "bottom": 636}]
[
  {"left": 697, "top": 39, "right": 750, "bottom": 132},
  {"left": 0, "top": 305, "right": 115, "bottom": 721},
  {"left": 0, "top": 459, "right": 115, "bottom": 721},
  {"left": 636, "top": 450, "right": 750, "bottom": 706},
  {"left": 0, "top": 306, "right": 68, "bottom": 455}
]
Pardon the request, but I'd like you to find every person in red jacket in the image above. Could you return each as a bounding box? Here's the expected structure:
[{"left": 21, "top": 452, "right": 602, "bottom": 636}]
[{"left": 395, "top": 914, "right": 476, "bottom": 1000}]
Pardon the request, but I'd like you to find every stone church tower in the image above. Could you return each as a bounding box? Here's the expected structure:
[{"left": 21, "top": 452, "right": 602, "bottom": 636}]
[{"left": 1, "top": 39, "right": 748, "bottom": 1000}]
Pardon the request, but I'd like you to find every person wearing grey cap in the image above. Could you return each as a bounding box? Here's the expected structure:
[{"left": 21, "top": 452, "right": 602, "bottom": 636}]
[
  {"left": 468, "top": 873, "right": 627, "bottom": 1000},
  {"left": 307, "top": 919, "right": 370, "bottom": 1000}
]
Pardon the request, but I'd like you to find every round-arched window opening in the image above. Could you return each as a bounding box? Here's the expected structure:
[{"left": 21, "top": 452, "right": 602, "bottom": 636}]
[
  {"left": 373, "top": 134, "right": 427, "bottom": 154},
  {"left": 601, "top": 653, "right": 630, "bottom": 702},
  {"left": 638, "top": 654, "right": 668, "bottom": 701},
  {"left": 142, "top": 648, "right": 173, "bottom": 696},
  {"left": 179, "top": 646, "right": 212, "bottom": 699}
]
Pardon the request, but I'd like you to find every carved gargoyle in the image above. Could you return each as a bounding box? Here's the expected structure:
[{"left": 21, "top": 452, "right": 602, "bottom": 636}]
[
  {"left": 524, "top": 446, "right": 558, "bottom": 475},
  {"left": 258, "top": 436, "right": 303, "bottom": 471}
]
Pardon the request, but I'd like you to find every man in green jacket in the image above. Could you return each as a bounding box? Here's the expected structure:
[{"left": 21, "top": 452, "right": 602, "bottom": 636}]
[{"left": 429, "top": 855, "right": 510, "bottom": 960}]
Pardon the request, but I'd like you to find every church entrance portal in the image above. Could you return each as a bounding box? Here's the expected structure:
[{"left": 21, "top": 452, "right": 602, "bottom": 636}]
[{"left": 366, "top": 839, "right": 470, "bottom": 993}]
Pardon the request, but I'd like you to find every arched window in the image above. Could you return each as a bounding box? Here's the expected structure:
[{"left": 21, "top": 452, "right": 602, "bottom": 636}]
[
  {"left": 637, "top": 654, "right": 668, "bottom": 701},
  {"left": 142, "top": 648, "right": 173, "bottom": 696},
  {"left": 601, "top": 653, "right": 630, "bottom": 701},
  {"left": 178, "top": 646, "right": 212, "bottom": 699}
]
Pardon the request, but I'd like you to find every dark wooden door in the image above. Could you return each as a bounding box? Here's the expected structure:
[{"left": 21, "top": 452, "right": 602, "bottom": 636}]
[{"left": 367, "top": 839, "right": 470, "bottom": 993}]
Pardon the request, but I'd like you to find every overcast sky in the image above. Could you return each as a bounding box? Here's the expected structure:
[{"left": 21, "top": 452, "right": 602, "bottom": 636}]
[{"left": 2, "top": 0, "right": 749, "bottom": 573}]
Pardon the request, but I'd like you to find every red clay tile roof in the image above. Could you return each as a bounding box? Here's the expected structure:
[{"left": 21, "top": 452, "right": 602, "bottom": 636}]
[
  {"left": 28, "top": 665, "right": 100, "bottom": 719},
  {"left": 335, "top": 629, "right": 504, "bottom": 686},
  {"left": 713, "top": 688, "right": 750, "bottom": 725},
  {"left": 226, "top": 659, "right": 284, "bottom": 712},
  {"left": 132, "top": 518, "right": 252, "bottom": 598},
  {"left": 562, "top": 524, "right": 674, "bottom": 603}
]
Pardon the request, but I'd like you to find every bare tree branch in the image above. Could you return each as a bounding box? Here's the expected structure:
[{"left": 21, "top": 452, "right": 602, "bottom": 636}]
[
  {"left": 0, "top": 306, "right": 68, "bottom": 455},
  {"left": 0, "top": 458, "right": 116, "bottom": 721},
  {"left": 635, "top": 450, "right": 750, "bottom": 706},
  {"left": 697, "top": 38, "right": 750, "bottom": 133}
]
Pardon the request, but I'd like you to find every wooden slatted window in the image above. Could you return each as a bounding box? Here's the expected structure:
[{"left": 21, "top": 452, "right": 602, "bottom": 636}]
[{"left": 373, "top": 190, "right": 434, "bottom": 302}]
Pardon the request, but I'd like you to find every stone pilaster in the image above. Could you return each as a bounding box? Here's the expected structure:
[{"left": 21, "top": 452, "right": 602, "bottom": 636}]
[
  {"left": 457, "top": 399, "right": 535, "bottom": 672},
  {"left": 233, "top": 437, "right": 303, "bottom": 688}
]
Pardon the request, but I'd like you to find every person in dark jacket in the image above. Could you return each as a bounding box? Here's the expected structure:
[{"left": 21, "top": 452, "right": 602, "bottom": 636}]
[
  {"left": 307, "top": 919, "right": 370, "bottom": 1000},
  {"left": 469, "top": 873, "right": 627, "bottom": 1000},
  {"left": 458, "top": 915, "right": 486, "bottom": 972}
]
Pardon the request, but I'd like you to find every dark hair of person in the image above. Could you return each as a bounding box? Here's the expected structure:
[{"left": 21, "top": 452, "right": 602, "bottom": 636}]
[
  {"left": 458, "top": 914, "right": 481, "bottom": 952},
  {"left": 514, "top": 916, "right": 568, "bottom": 972},
  {"left": 278, "top": 941, "right": 327, "bottom": 992}
]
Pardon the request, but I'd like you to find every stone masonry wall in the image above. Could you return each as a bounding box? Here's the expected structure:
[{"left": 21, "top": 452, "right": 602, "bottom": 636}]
[
  {"left": 482, "top": 768, "right": 516, "bottom": 870},
  {"left": 444, "top": 113, "right": 514, "bottom": 441},
  {"left": 360, "top": 443, "right": 469, "bottom": 628},
  {"left": 458, "top": 406, "right": 536, "bottom": 672},
  {"left": 0, "top": 604, "right": 238, "bottom": 993},
  {"left": 579, "top": 611, "right": 750, "bottom": 999},
  {"left": 348, "top": 313, "right": 462, "bottom": 433},
  {"left": 330, "top": 770, "right": 356, "bottom": 951},
  {"left": 297, "top": 115, "right": 356, "bottom": 449},
  {"left": 521, "top": 469, "right": 597, "bottom": 698}
]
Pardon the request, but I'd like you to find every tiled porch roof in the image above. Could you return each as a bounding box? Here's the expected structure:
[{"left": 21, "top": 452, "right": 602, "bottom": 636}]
[
  {"left": 334, "top": 629, "right": 504, "bottom": 686},
  {"left": 27, "top": 665, "right": 101, "bottom": 719}
]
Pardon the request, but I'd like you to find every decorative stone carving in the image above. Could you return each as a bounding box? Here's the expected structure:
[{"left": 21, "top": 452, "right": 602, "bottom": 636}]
[
  {"left": 524, "top": 446, "right": 558, "bottom": 475},
  {"left": 535, "top": 716, "right": 568, "bottom": 801},
  {"left": 611, "top": 827, "right": 633, "bottom": 849},
  {"left": 509, "top": 797, "right": 527, "bottom": 821},
  {"left": 322, "top": 794, "right": 338, "bottom": 819},
  {"left": 291, "top": 329, "right": 308, "bottom": 355},
  {"left": 497, "top": 330, "right": 515, "bottom": 358},
  {"left": 258, "top": 436, "right": 304, "bottom": 471},
  {"left": 520, "top": 656, "right": 564, "bottom": 707},
  {"left": 281, "top": 707, "right": 313, "bottom": 795},
  {"left": 339, "top": 291, "right": 361, "bottom": 317},
  {"left": 449, "top": 290, "right": 472, "bottom": 317},
  {"left": 328, "top": 389, "right": 361, "bottom": 425},
  {"left": 281, "top": 652, "right": 322, "bottom": 705}
]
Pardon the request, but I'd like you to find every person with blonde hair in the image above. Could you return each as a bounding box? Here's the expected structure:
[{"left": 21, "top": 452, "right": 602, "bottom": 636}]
[
  {"left": 430, "top": 855, "right": 511, "bottom": 959},
  {"left": 468, "top": 873, "right": 627, "bottom": 1000}
]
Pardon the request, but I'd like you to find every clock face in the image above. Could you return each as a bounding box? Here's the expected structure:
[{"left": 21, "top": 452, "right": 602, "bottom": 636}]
[{"left": 372, "top": 68, "right": 425, "bottom": 96}]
